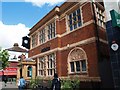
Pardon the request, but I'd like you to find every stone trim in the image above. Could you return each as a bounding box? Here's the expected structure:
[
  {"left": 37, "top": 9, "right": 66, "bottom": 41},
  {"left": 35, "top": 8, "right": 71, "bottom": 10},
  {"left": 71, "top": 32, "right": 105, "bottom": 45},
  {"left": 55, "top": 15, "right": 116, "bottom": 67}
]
[
  {"left": 29, "top": 37, "right": 95, "bottom": 59},
  {"left": 60, "top": 76, "right": 101, "bottom": 82},
  {"left": 29, "top": 37, "right": 107, "bottom": 59},
  {"left": 67, "top": 47, "right": 88, "bottom": 75}
]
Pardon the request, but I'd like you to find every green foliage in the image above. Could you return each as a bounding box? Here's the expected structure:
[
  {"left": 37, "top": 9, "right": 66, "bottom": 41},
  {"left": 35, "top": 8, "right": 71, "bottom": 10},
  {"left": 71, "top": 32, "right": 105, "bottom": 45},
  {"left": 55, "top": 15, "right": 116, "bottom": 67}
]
[
  {"left": 29, "top": 77, "right": 53, "bottom": 89},
  {"left": 72, "top": 77, "right": 80, "bottom": 89},
  {"left": 0, "top": 49, "right": 10, "bottom": 70},
  {"left": 61, "top": 79, "right": 72, "bottom": 89},
  {"left": 29, "top": 78, "right": 37, "bottom": 88},
  {"left": 61, "top": 77, "right": 80, "bottom": 90},
  {"left": 47, "top": 78, "right": 52, "bottom": 88},
  {"left": 29, "top": 76, "right": 80, "bottom": 89},
  {"left": 29, "top": 77, "right": 43, "bottom": 88}
]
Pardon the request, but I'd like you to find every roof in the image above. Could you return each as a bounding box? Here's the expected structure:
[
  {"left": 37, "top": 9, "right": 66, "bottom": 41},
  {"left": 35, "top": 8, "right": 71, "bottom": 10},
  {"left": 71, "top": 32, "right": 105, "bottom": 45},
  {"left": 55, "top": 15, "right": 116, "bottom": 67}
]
[{"left": 6, "top": 43, "right": 28, "bottom": 53}]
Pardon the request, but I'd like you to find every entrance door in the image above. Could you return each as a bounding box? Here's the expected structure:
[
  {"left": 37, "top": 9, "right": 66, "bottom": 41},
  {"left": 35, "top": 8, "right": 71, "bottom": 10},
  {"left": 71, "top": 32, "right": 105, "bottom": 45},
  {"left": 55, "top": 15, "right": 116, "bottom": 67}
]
[{"left": 20, "top": 68, "right": 22, "bottom": 77}]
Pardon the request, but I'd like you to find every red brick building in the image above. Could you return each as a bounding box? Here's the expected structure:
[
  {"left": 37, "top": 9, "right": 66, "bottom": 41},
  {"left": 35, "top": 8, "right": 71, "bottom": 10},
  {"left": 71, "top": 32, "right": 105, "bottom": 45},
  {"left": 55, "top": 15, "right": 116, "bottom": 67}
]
[
  {"left": 3, "top": 61, "right": 18, "bottom": 77},
  {"left": 28, "top": 1, "right": 113, "bottom": 88},
  {"left": 0, "top": 61, "right": 18, "bottom": 81},
  {"left": 0, "top": 43, "right": 28, "bottom": 81}
]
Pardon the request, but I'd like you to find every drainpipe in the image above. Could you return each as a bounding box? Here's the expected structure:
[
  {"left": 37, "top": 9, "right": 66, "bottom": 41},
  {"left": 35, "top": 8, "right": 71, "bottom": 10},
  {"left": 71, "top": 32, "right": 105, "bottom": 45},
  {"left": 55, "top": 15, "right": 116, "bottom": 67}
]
[
  {"left": 92, "top": 1, "right": 101, "bottom": 62},
  {"left": 91, "top": 1, "right": 101, "bottom": 87}
]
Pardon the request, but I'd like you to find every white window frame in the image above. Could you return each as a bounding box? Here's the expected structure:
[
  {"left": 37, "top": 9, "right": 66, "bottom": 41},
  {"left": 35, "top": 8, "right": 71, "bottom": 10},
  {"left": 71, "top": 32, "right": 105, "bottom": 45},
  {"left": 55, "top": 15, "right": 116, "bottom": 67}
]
[
  {"left": 70, "top": 59, "right": 87, "bottom": 73},
  {"left": 47, "top": 22, "right": 56, "bottom": 40},
  {"left": 47, "top": 53, "right": 56, "bottom": 76},
  {"left": 37, "top": 53, "right": 56, "bottom": 77},
  {"left": 31, "top": 34, "right": 37, "bottom": 48},
  {"left": 38, "top": 57, "right": 45, "bottom": 76},
  {"left": 39, "top": 28, "right": 46, "bottom": 44},
  {"left": 68, "top": 8, "right": 82, "bottom": 31},
  {"left": 68, "top": 47, "right": 88, "bottom": 74},
  {"left": 95, "top": 5, "right": 105, "bottom": 28}
]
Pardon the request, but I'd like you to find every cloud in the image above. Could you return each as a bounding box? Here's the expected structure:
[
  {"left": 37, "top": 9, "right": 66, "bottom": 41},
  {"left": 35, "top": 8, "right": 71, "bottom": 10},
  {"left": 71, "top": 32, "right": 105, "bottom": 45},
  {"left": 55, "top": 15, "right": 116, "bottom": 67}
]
[
  {"left": 0, "top": 21, "right": 30, "bottom": 49},
  {"left": 24, "top": 0, "right": 65, "bottom": 7}
]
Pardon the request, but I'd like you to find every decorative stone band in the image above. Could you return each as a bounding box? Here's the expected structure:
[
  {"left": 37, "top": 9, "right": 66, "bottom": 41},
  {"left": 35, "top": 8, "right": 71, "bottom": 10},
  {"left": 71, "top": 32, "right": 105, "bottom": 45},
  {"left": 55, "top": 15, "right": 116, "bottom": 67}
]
[
  {"left": 59, "top": 76, "right": 101, "bottom": 82},
  {"left": 29, "top": 37, "right": 107, "bottom": 59},
  {"left": 17, "top": 61, "right": 36, "bottom": 66}
]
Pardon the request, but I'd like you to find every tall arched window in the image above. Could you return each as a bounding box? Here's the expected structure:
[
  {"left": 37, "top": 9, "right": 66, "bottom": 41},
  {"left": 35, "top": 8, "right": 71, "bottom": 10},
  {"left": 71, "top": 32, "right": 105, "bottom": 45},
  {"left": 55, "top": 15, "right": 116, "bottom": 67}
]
[
  {"left": 68, "top": 47, "right": 88, "bottom": 74},
  {"left": 27, "top": 66, "right": 32, "bottom": 77}
]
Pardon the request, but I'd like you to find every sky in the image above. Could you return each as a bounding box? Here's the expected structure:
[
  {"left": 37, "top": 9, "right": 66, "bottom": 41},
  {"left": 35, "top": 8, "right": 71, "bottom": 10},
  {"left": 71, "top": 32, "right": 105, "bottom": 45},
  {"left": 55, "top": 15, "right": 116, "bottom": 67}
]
[
  {"left": 0, "top": 0, "right": 64, "bottom": 49},
  {"left": 0, "top": 0, "right": 120, "bottom": 50}
]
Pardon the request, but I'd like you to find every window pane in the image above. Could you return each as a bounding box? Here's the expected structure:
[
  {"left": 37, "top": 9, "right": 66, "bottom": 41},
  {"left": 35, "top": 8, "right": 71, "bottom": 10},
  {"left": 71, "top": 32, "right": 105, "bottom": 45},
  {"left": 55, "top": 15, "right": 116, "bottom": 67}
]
[
  {"left": 48, "top": 62, "right": 49, "bottom": 68},
  {"left": 78, "top": 15, "right": 81, "bottom": 20},
  {"left": 96, "top": 5, "right": 105, "bottom": 27},
  {"left": 73, "top": 11, "right": 76, "bottom": 16},
  {"left": 48, "top": 70, "right": 49, "bottom": 75},
  {"left": 70, "top": 25, "right": 73, "bottom": 31},
  {"left": 81, "top": 60, "right": 87, "bottom": 71},
  {"left": 32, "top": 34, "right": 37, "bottom": 48},
  {"left": 54, "top": 69, "right": 55, "bottom": 74},
  {"left": 69, "top": 14, "right": 72, "bottom": 19},
  {"left": 76, "top": 61, "right": 80, "bottom": 72},
  {"left": 48, "top": 22, "right": 55, "bottom": 40},
  {"left": 39, "top": 29, "right": 45, "bottom": 44},
  {"left": 50, "top": 59, "right": 52, "bottom": 68},
  {"left": 69, "top": 20, "right": 72, "bottom": 25},
  {"left": 50, "top": 69, "right": 52, "bottom": 75},
  {"left": 74, "top": 23, "right": 77, "bottom": 29},
  {"left": 77, "top": 9, "right": 80, "bottom": 14},
  {"left": 70, "top": 62, "right": 75, "bottom": 72},
  {"left": 41, "top": 62, "right": 43, "bottom": 69},
  {"left": 78, "top": 21, "right": 81, "bottom": 27},
  {"left": 68, "top": 8, "right": 81, "bottom": 31},
  {"left": 47, "top": 53, "right": 55, "bottom": 76},
  {"left": 28, "top": 67, "right": 32, "bottom": 77},
  {"left": 73, "top": 11, "right": 77, "bottom": 29}
]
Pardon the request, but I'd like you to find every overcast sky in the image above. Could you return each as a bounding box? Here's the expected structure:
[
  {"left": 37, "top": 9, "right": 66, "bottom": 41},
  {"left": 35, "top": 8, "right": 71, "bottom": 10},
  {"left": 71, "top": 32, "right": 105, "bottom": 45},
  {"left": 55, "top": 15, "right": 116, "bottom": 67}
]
[{"left": 104, "top": 0, "right": 120, "bottom": 21}]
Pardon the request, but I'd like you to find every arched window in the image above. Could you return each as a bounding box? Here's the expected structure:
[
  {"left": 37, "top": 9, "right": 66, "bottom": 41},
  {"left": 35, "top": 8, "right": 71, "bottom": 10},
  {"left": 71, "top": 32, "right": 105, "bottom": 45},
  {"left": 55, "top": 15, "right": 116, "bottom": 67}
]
[
  {"left": 27, "top": 66, "right": 32, "bottom": 77},
  {"left": 68, "top": 47, "right": 87, "bottom": 74}
]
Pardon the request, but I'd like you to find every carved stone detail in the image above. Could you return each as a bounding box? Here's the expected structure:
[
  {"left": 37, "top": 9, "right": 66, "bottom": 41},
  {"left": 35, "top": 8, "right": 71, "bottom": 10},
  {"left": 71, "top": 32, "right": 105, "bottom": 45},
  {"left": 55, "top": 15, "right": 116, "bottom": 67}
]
[{"left": 70, "top": 48, "right": 86, "bottom": 61}]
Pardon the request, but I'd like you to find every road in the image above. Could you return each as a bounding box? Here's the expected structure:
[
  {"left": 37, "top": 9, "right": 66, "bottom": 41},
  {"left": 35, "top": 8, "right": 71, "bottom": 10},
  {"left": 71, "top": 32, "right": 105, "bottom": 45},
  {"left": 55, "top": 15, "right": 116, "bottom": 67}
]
[{"left": 0, "top": 81, "right": 18, "bottom": 90}]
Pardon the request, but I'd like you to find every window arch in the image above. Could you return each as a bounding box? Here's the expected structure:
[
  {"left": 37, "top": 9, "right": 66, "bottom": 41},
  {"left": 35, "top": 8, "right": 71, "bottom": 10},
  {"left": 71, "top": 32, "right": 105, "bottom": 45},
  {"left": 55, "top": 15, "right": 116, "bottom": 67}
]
[
  {"left": 68, "top": 47, "right": 88, "bottom": 74},
  {"left": 27, "top": 66, "right": 32, "bottom": 77}
]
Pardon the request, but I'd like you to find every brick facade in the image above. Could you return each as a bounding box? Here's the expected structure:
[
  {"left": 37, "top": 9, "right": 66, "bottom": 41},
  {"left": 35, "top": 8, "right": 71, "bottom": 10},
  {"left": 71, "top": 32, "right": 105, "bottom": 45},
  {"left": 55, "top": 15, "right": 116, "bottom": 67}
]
[{"left": 28, "top": 2, "right": 113, "bottom": 88}]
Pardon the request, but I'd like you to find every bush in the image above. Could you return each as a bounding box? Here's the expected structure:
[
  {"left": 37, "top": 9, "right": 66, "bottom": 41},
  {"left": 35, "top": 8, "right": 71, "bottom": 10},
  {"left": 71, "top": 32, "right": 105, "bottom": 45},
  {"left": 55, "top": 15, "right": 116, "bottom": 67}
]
[
  {"left": 29, "top": 77, "right": 52, "bottom": 89},
  {"left": 29, "top": 77, "right": 43, "bottom": 88},
  {"left": 29, "top": 76, "right": 80, "bottom": 90},
  {"left": 61, "top": 77, "right": 80, "bottom": 90}
]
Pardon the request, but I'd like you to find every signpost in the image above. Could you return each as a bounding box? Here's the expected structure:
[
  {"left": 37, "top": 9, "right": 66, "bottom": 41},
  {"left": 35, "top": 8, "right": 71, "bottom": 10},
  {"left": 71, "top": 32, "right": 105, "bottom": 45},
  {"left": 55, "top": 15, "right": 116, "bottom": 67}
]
[{"left": 110, "top": 10, "right": 120, "bottom": 27}]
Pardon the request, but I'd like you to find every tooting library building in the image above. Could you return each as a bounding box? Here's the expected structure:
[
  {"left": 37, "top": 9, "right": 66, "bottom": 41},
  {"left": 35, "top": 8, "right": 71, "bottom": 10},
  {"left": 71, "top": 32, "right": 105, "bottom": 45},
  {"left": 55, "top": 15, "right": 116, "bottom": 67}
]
[{"left": 28, "top": 1, "right": 113, "bottom": 88}]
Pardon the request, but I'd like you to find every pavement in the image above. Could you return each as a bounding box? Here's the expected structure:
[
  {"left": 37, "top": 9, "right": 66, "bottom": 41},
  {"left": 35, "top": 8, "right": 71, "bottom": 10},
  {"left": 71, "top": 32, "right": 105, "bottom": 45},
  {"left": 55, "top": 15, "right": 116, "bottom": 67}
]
[{"left": 0, "top": 81, "right": 18, "bottom": 90}]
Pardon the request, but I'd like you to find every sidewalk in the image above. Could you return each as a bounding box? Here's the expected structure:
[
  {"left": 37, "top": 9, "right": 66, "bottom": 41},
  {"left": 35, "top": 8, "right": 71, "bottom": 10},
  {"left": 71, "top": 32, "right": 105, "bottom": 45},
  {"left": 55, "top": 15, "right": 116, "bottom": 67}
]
[{"left": 1, "top": 81, "right": 18, "bottom": 90}]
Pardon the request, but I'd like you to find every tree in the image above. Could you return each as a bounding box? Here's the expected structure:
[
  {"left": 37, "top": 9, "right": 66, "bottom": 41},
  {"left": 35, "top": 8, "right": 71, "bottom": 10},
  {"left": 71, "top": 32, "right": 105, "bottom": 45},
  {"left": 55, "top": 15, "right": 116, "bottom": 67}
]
[{"left": 0, "top": 48, "right": 9, "bottom": 70}]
